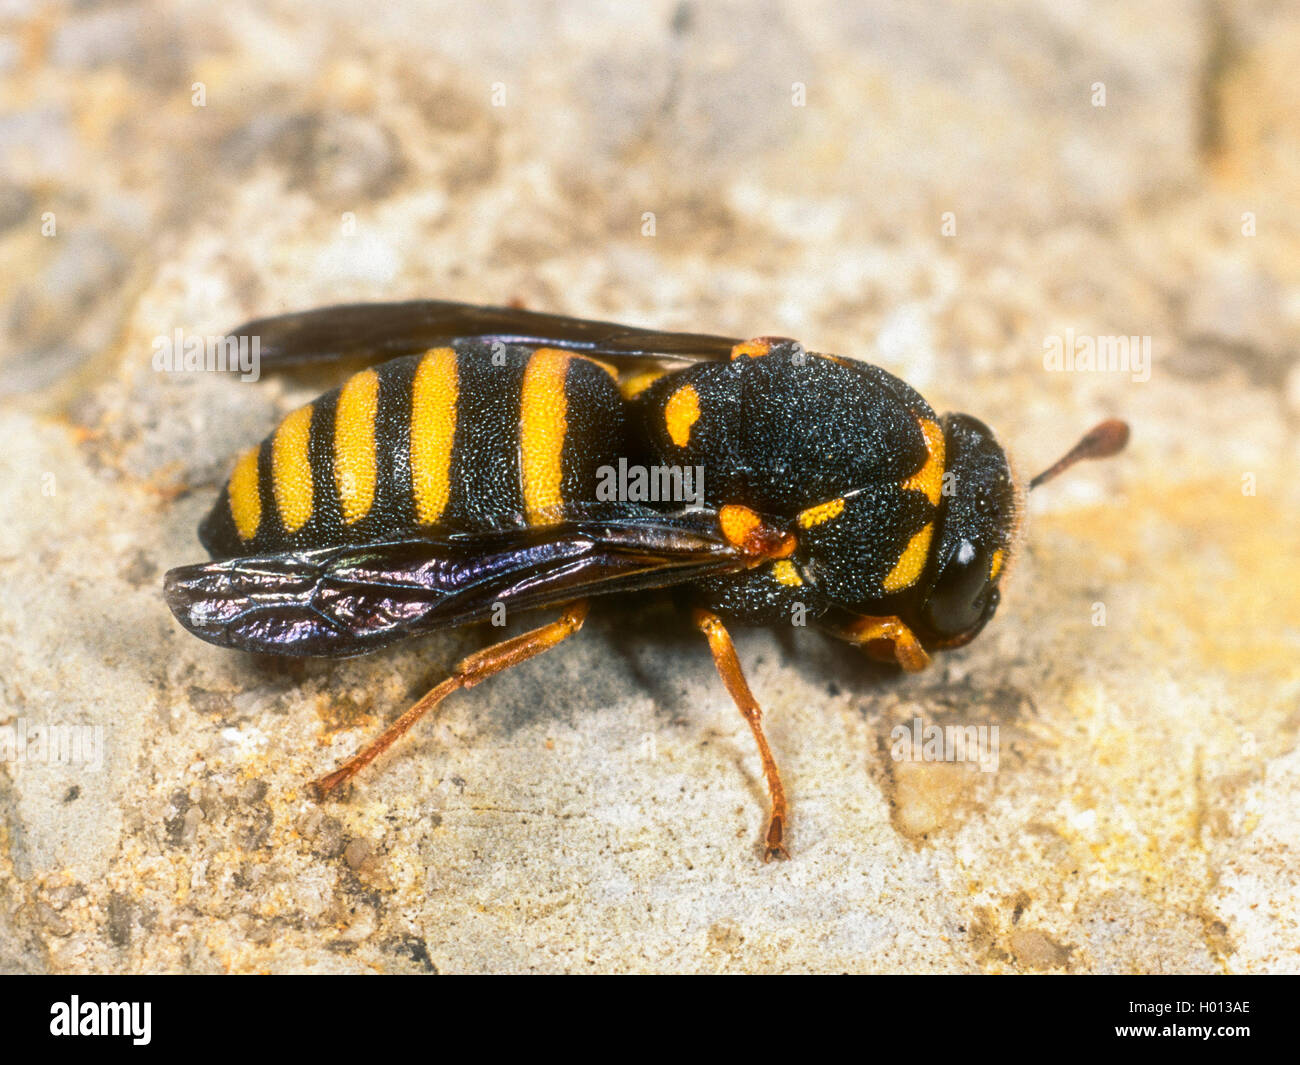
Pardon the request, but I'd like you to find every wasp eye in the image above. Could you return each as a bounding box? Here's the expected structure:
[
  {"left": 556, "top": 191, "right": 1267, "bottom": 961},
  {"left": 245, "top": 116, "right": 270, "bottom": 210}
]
[{"left": 923, "top": 540, "right": 996, "bottom": 638}]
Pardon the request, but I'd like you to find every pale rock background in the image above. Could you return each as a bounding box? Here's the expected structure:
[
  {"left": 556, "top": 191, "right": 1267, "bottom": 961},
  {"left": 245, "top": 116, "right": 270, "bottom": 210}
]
[{"left": 0, "top": 0, "right": 1297, "bottom": 972}]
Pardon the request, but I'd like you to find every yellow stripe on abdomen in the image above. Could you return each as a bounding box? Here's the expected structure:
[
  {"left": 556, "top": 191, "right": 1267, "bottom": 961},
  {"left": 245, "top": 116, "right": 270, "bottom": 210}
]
[
  {"left": 620, "top": 369, "right": 664, "bottom": 400},
  {"left": 334, "top": 369, "right": 380, "bottom": 525},
  {"left": 272, "top": 404, "right": 315, "bottom": 534},
  {"left": 227, "top": 445, "right": 262, "bottom": 541},
  {"left": 410, "top": 347, "right": 458, "bottom": 525},
  {"left": 520, "top": 348, "right": 571, "bottom": 525}
]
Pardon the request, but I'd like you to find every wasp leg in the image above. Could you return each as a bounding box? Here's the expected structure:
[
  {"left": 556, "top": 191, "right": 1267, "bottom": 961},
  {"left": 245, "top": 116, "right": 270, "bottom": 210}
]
[
  {"left": 692, "top": 607, "right": 790, "bottom": 861},
  {"left": 311, "top": 600, "right": 589, "bottom": 799},
  {"left": 833, "top": 615, "right": 931, "bottom": 673}
]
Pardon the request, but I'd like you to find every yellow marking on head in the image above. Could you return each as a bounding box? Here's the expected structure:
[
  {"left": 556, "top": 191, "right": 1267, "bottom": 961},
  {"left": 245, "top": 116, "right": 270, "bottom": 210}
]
[
  {"left": 620, "top": 370, "right": 665, "bottom": 400},
  {"left": 901, "top": 417, "right": 946, "bottom": 506},
  {"left": 771, "top": 560, "right": 803, "bottom": 587},
  {"left": 797, "top": 497, "right": 845, "bottom": 528},
  {"left": 989, "top": 547, "right": 1005, "bottom": 581},
  {"left": 730, "top": 338, "right": 773, "bottom": 360},
  {"left": 333, "top": 369, "right": 379, "bottom": 525},
  {"left": 719, "top": 504, "right": 762, "bottom": 547},
  {"left": 882, "top": 521, "right": 934, "bottom": 593},
  {"left": 664, "top": 383, "right": 700, "bottom": 447},
  {"left": 521, "top": 348, "right": 571, "bottom": 525},
  {"left": 227, "top": 445, "right": 262, "bottom": 541},
  {"left": 410, "top": 347, "right": 458, "bottom": 525},
  {"left": 272, "top": 404, "right": 315, "bottom": 534}
]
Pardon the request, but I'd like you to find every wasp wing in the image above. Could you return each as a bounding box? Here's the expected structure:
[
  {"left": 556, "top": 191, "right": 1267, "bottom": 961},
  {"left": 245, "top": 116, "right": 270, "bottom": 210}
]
[
  {"left": 164, "top": 512, "right": 748, "bottom": 657},
  {"left": 232, "top": 300, "right": 742, "bottom": 373}
]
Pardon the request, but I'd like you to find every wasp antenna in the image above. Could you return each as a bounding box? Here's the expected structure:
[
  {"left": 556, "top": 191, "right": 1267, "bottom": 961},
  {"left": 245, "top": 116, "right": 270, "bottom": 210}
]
[{"left": 1029, "top": 419, "right": 1129, "bottom": 491}]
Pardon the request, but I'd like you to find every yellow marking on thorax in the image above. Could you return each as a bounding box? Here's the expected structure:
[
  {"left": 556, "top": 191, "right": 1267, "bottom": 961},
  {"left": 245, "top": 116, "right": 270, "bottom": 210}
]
[
  {"left": 989, "top": 548, "right": 1005, "bottom": 581},
  {"left": 272, "top": 404, "right": 315, "bottom": 534},
  {"left": 664, "top": 383, "right": 700, "bottom": 447},
  {"left": 719, "top": 504, "right": 762, "bottom": 547},
  {"left": 882, "top": 521, "right": 934, "bottom": 593},
  {"left": 227, "top": 445, "right": 262, "bottom": 541},
  {"left": 620, "top": 370, "right": 665, "bottom": 400},
  {"left": 771, "top": 560, "right": 803, "bottom": 587},
  {"left": 901, "top": 418, "right": 946, "bottom": 506},
  {"left": 520, "top": 348, "right": 571, "bottom": 525},
  {"left": 334, "top": 369, "right": 380, "bottom": 524},
  {"left": 410, "top": 347, "right": 458, "bottom": 525},
  {"left": 730, "top": 338, "right": 774, "bottom": 360},
  {"left": 797, "top": 497, "right": 845, "bottom": 528}
]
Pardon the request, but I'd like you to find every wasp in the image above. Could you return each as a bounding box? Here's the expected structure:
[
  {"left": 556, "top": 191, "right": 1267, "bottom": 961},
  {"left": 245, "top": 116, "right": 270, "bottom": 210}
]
[{"left": 164, "top": 300, "right": 1128, "bottom": 859}]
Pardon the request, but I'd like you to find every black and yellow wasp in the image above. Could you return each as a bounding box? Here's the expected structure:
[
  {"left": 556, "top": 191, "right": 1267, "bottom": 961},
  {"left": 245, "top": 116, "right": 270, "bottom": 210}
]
[{"left": 165, "top": 300, "right": 1127, "bottom": 859}]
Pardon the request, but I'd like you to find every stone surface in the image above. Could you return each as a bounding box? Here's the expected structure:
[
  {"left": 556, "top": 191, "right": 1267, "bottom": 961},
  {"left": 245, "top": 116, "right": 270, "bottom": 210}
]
[{"left": 0, "top": 0, "right": 1297, "bottom": 973}]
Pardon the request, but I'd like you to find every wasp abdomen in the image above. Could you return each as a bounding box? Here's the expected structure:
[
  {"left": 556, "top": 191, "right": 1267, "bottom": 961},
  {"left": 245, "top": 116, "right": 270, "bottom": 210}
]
[{"left": 199, "top": 342, "right": 629, "bottom": 559}]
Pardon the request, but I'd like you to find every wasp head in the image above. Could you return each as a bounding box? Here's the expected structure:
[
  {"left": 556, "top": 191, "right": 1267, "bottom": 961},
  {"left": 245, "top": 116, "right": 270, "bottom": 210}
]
[{"left": 915, "top": 413, "right": 1022, "bottom": 647}]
